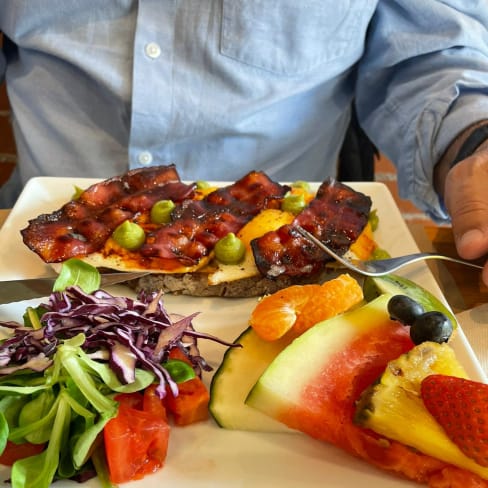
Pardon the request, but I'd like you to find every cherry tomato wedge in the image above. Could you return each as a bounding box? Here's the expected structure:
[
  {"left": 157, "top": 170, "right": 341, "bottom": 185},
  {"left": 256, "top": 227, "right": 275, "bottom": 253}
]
[
  {"left": 143, "top": 384, "right": 168, "bottom": 421},
  {"left": 0, "top": 440, "right": 46, "bottom": 466},
  {"left": 115, "top": 391, "right": 143, "bottom": 410},
  {"left": 165, "top": 347, "right": 210, "bottom": 426}
]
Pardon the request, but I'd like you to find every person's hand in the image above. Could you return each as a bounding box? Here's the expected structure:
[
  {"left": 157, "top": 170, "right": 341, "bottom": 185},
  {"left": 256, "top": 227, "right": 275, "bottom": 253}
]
[{"left": 442, "top": 147, "right": 488, "bottom": 286}]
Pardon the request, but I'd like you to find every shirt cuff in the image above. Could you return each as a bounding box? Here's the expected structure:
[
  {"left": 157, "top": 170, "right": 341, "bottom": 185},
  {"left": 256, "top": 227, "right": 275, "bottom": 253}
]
[
  {"left": 434, "top": 93, "right": 488, "bottom": 167},
  {"left": 401, "top": 93, "right": 488, "bottom": 224}
]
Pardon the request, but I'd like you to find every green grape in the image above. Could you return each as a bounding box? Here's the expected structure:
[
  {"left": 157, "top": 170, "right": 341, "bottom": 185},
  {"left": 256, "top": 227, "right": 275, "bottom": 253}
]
[
  {"left": 214, "top": 233, "right": 246, "bottom": 264},
  {"left": 150, "top": 199, "right": 175, "bottom": 224},
  {"left": 281, "top": 192, "right": 306, "bottom": 215},
  {"left": 112, "top": 221, "right": 146, "bottom": 250}
]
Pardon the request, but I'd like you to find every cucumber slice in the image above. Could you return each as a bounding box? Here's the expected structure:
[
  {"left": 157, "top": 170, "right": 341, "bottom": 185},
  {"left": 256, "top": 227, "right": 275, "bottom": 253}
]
[
  {"left": 363, "top": 274, "right": 457, "bottom": 328},
  {"left": 209, "top": 327, "right": 297, "bottom": 433}
]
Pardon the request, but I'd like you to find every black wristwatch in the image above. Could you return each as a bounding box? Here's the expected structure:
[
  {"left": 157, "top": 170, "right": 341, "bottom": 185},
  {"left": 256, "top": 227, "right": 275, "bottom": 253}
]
[{"left": 450, "top": 124, "right": 488, "bottom": 168}]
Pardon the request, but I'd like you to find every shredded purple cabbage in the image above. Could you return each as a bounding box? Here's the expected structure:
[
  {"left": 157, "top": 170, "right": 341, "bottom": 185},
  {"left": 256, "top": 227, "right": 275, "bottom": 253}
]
[{"left": 0, "top": 287, "right": 235, "bottom": 397}]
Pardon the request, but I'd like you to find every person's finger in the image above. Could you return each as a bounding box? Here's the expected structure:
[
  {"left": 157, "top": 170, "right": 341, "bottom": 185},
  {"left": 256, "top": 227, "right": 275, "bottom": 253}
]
[{"left": 443, "top": 152, "right": 488, "bottom": 260}]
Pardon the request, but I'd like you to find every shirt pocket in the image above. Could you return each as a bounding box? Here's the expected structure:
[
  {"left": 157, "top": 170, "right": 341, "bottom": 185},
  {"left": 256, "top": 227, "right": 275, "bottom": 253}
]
[{"left": 220, "top": 0, "right": 370, "bottom": 76}]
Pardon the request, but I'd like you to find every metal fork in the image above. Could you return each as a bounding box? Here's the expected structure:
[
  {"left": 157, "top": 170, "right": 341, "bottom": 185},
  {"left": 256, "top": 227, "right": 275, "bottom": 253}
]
[{"left": 294, "top": 225, "right": 483, "bottom": 277}]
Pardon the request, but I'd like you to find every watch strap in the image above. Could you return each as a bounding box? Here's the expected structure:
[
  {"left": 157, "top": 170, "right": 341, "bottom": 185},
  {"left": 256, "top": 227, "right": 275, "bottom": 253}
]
[{"left": 450, "top": 124, "right": 488, "bottom": 168}]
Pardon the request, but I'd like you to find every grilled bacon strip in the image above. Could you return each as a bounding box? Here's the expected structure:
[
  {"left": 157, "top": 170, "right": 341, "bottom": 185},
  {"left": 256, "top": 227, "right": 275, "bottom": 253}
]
[
  {"left": 139, "top": 171, "right": 288, "bottom": 267},
  {"left": 21, "top": 166, "right": 288, "bottom": 267},
  {"left": 251, "top": 179, "right": 372, "bottom": 278},
  {"left": 21, "top": 165, "right": 194, "bottom": 262},
  {"left": 22, "top": 167, "right": 371, "bottom": 277}
]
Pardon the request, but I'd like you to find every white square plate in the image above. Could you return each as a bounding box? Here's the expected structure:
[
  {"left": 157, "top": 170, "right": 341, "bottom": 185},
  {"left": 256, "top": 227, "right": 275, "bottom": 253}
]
[{"left": 0, "top": 177, "right": 485, "bottom": 487}]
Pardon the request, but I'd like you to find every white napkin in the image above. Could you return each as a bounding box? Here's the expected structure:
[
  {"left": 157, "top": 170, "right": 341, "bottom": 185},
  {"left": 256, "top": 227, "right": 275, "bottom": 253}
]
[{"left": 456, "top": 304, "right": 488, "bottom": 376}]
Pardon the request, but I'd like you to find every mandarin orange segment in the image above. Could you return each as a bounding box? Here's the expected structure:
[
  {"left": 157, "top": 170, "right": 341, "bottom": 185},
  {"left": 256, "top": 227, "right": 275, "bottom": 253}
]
[
  {"left": 250, "top": 274, "right": 364, "bottom": 341},
  {"left": 292, "top": 274, "right": 364, "bottom": 336},
  {"left": 249, "top": 284, "right": 320, "bottom": 341}
]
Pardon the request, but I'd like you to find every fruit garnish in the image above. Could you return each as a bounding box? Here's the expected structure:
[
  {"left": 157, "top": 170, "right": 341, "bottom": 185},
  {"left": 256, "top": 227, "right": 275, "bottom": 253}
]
[
  {"left": 249, "top": 273, "right": 363, "bottom": 341},
  {"left": 365, "top": 274, "right": 458, "bottom": 329},
  {"left": 421, "top": 374, "right": 488, "bottom": 467},
  {"left": 387, "top": 294, "right": 454, "bottom": 344},
  {"left": 410, "top": 311, "right": 453, "bottom": 344},
  {"left": 387, "top": 294, "right": 425, "bottom": 325},
  {"left": 354, "top": 342, "right": 488, "bottom": 479},
  {"left": 246, "top": 294, "right": 414, "bottom": 443},
  {"left": 210, "top": 273, "right": 364, "bottom": 432}
]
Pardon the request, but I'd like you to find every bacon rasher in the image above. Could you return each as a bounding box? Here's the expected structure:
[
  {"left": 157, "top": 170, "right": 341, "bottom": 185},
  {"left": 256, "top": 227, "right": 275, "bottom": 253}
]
[
  {"left": 21, "top": 166, "right": 288, "bottom": 268},
  {"left": 21, "top": 167, "right": 371, "bottom": 278},
  {"left": 252, "top": 179, "right": 372, "bottom": 278},
  {"left": 138, "top": 171, "right": 287, "bottom": 268}
]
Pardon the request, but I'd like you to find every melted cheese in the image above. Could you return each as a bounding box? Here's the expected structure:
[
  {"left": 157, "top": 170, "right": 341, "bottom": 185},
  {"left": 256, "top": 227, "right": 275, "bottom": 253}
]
[
  {"left": 81, "top": 237, "right": 212, "bottom": 273},
  {"left": 207, "top": 208, "right": 295, "bottom": 285},
  {"left": 78, "top": 202, "right": 376, "bottom": 283}
]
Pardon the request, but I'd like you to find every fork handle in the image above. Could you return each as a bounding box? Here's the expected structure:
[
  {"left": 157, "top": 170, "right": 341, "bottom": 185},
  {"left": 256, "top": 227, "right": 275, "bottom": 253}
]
[{"left": 418, "top": 253, "right": 483, "bottom": 270}]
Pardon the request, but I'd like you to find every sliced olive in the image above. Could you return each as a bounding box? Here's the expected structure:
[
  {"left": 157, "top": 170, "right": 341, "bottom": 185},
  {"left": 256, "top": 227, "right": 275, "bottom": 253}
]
[
  {"left": 281, "top": 192, "right": 306, "bottom": 215},
  {"left": 150, "top": 199, "right": 175, "bottom": 224},
  {"left": 214, "top": 233, "right": 246, "bottom": 264},
  {"left": 112, "top": 221, "right": 146, "bottom": 250}
]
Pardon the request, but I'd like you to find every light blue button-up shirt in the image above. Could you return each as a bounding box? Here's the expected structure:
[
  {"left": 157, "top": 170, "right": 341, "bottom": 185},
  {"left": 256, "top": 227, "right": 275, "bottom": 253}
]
[{"left": 1, "top": 1, "right": 488, "bottom": 220}]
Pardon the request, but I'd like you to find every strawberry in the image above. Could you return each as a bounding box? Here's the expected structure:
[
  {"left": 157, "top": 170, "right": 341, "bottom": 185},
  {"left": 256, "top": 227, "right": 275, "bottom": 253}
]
[{"left": 421, "top": 374, "right": 488, "bottom": 467}]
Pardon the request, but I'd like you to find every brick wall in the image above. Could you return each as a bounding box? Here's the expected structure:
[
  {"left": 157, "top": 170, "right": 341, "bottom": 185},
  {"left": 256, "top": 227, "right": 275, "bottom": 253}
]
[
  {"left": 0, "top": 34, "right": 17, "bottom": 187},
  {"left": 374, "top": 155, "right": 432, "bottom": 224}
]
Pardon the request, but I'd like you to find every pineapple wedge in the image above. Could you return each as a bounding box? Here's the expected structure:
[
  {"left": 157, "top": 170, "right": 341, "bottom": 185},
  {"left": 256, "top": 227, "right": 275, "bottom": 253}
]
[{"left": 354, "top": 341, "right": 488, "bottom": 479}]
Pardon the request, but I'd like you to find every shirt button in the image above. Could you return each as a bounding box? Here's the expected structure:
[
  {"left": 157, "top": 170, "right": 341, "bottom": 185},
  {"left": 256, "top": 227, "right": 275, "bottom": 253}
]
[
  {"left": 138, "top": 151, "right": 153, "bottom": 165},
  {"left": 144, "top": 42, "right": 161, "bottom": 59}
]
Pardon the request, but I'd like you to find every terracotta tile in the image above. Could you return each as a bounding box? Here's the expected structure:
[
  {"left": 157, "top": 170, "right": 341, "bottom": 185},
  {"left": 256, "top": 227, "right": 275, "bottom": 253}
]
[
  {"left": 374, "top": 154, "right": 396, "bottom": 173},
  {"left": 374, "top": 154, "right": 433, "bottom": 224}
]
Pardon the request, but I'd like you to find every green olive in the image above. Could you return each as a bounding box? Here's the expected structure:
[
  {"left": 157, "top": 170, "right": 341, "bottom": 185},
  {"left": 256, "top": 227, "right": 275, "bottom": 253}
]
[
  {"left": 214, "top": 233, "right": 246, "bottom": 264},
  {"left": 281, "top": 192, "right": 306, "bottom": 215},
  {"left": 291, "top": 180, "right": 311, "bottom": 193},
  {"left": 196, "top": 180, "right": 211, "bottom": 189},
  {"left": 150, "top": 199, "right": 175, "bottom": 224},
  {"left": 112, "top": 221, "right": 146, "bottom": 250}
]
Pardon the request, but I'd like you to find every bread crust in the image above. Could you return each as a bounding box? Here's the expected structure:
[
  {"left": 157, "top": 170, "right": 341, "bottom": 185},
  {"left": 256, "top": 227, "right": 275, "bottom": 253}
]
[{"left": 128, "top": 269, "right": 347, "bottom": 298}]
